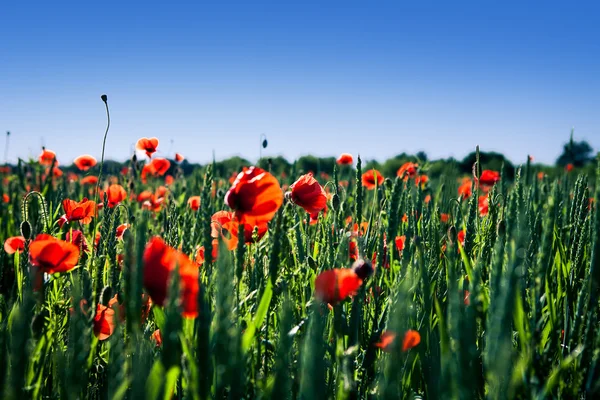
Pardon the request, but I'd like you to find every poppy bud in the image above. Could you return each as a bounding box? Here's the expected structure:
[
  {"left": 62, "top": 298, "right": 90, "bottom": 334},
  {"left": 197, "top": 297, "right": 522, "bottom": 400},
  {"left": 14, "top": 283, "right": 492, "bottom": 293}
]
[
  {"left": 384, "top": 178, "right": 393, "bottom": 190},
  {"left": 128, "top": 180, "right": 135, "bottom": 191},
  {"left": 332, "top": 193, "right": 340, "bottom": 212},
  {"left": 100, "top": 286, "right": 113, "bottom": 305},
  {"left": 20, "top": 221, "right": 32, "bottom": 240},
  {"left": 101, "top": 94, "right": 108, "bottom": 102},
  {"left": 447, "top": 226, "right": 457, "bottom": 246},
  {"left": 352, "top": 258, "right": 374, "bottom": 280},
  {"left": 497, "top": 220, "right": 506, "bottom": 238},
  {"left": 262, "top": 139, "right": 268, "bottom": 148},
  {"left": 217, "top": 189, "right": 224, "bottom": 198},
  {"left": 132, "top": 153, "right": 137, "bottom": 163}
]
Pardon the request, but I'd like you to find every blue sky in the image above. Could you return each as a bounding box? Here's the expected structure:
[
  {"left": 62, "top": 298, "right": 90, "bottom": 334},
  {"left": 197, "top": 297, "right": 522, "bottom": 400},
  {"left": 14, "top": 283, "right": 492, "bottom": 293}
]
[{"left": 1, "top": 1, "right": 599, "bottom": 166}]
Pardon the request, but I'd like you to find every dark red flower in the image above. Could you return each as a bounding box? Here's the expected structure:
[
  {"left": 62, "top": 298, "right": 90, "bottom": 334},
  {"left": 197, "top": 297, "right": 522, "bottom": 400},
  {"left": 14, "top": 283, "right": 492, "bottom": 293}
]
[
  {"left": 143, "top": 236, "right": 200, "bottom": 318},
  {"left": 4, "top": 236, "right": 26, "bottom": 255},
  {"left": 65, "top": 229, "right": 89, "bottom": 252},
  {"left": 187, "top": 196, "right": 201, "bottom": 211},
  {"left": 402, "top": 329, "right": 421, "bottom": 351},
  {"left": 151, "top": 329, "right": 163, "bottom": 347},
  {"left": 136, "top": 137, "right": 159, "bottom": 158},
  {"left": 39, "top": 149, "right": 58, "bottom": 166},
  {"left": 60, "top": 198, "right": 97, "bottom": 226},
  {"left": 336, "top": 153, "right": 353, "bottom": 165},
  {"left": 93, "top": 295, "right": 118, "bottom": 341},
  {"left": 314, "top": 268, "right": 363, "bottom": 305},
  {"left": 458, "top": 178, "right": 472, "bottom": 199},
  {"left": 73, "top": 154, "right": 97, "bottom": 171},
  {"left": 361, "top": 169, "right": 384, "bottom": 190},
  {"left": 287, "top": 173, "right": 327, "bottom": 215},
  {"left": 80, "top": 176, "right": 98, "bottom": 186},
  {"left": 102, "top": 184, "right": 127, "bottom": 208},
  {"left": 29, "top": 234, "right": 80, "bottom": 274},
  {"left": 477, "top": 170, "right": 500, "bottom": 188},
  {"left": 375, "top": 331, "right": 396, "bottom": 351},
  {"left": 225, "top": 167, "right": 283, "bottom": 228},
  {"left": 397, "top": 162, "right": 418, "bottom": 179},
  {"left": 116, "top": 224, "right": 129, "bottom": 240}
]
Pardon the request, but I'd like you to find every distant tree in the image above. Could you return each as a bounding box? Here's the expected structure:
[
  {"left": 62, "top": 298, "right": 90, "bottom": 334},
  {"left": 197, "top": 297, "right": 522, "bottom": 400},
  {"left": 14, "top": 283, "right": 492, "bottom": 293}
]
[
  {"left": 460, "top": 151, "right": 515, "bottom": 179},
  {"left": 296, "top": 156, "right": 336, "bottom": 176},
  {"left": 416, "top": 151, "right": 428, "bottom": 163},
  {"left": 556, "top": 131, "right": 594, "bottom": 167}
]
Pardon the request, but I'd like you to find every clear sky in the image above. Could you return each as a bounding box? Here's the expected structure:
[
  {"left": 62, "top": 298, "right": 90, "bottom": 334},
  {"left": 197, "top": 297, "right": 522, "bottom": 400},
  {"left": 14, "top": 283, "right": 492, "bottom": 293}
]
[{"left": 1, "top": 1, "right": 599, "bottom": 166}]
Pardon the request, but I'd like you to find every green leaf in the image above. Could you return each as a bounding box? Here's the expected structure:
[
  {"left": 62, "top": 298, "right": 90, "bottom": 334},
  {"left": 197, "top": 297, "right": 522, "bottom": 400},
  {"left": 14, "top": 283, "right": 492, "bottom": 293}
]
[{"left": 242, "top": 280, "right": 273, "bottom": 352}]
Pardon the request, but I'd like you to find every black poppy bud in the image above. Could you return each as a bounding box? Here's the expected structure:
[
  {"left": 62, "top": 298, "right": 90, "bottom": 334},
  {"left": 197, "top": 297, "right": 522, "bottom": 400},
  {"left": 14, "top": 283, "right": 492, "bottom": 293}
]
[
  {"left": 100, "top": 286, "right": 113, "bottom": 305},
  {"left": 332, "top": 193, "right": 340, "bottom": 211},
  {"left": 101, "top": 94, "right": 108, "bottom": 103},
  {"left": 217, "top": 189, "right": 224, "bottom": 198},
  {"left": 262, "top": 139, "right": 268, "bottom": 148},
  {"left": 497, "top": 220, "right": 506, "bottom": 238},
  {"left": 132, "top": 153, "right": 137, "bottom": 163},
  {"left": 20, "top": 221, "right": 32, "bottom": 240},
  {"left": 447, "top": 226, "right": 457, "bottom": 246},
  {"left": 352, "top": 258, "right": 374, "bottom": 280}
]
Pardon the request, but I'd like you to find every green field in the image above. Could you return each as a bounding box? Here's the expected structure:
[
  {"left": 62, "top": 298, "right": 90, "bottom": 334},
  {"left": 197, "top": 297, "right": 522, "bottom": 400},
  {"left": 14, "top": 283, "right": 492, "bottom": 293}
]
[{"left": 1, "top": 116, "right": 599, "bottom": 399}]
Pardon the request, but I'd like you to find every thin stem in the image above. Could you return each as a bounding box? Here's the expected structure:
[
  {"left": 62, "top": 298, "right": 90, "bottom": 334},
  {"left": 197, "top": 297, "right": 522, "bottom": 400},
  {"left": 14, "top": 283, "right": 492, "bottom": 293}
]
[{"left": 92, "top": 95, "right": 110, "bottom": 264}]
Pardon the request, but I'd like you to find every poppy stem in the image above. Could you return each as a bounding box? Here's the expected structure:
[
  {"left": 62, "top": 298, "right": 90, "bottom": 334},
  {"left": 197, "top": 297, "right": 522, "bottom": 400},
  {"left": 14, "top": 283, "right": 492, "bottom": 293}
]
[{"left": 4, "top": 131, "right": 9, "bottom": 164}]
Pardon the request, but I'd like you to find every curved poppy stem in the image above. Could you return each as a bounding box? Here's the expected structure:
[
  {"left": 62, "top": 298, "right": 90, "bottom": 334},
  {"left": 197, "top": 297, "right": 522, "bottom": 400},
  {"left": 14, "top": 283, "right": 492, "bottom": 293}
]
[
  {"left": 21, "top": 191, "right": 51, "bottom": 233},
  {"left": 259, "top": 133, "right": 267, "bottom": 161},
  {"left": 91, "top": 95, "right": 110, "bottom": 276},
  {"left": 4, "top": 131, "right": 9, "bottom": 164}
]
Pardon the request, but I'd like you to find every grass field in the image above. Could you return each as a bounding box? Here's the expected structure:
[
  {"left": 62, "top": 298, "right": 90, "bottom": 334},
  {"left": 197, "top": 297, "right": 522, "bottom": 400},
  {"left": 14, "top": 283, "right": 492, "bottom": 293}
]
[{"left": 1, "top": 103, "right": 599, "bottom": 399}]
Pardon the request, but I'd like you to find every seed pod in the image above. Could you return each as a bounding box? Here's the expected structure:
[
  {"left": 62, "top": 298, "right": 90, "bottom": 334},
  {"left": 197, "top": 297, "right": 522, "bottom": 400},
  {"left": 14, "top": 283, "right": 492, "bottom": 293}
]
[
  {"left": 352, "top": 258, "right": 374, "bottom": 280},
  {"left": 20, "top": 221, "right": 32, "bottom": 240}
]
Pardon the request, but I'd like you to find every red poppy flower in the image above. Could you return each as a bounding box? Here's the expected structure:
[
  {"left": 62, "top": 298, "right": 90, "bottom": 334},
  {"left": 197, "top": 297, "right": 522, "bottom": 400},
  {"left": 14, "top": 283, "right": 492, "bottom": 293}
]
[
  {"left": 2, "top": 193, "right": 9, "bottom": 203},
  {"left": 361, "top": 169, "right": 384, "bottom": 190},
  {"left": 440, "top": 213, "right": 450, "bottom": 223},
  {"left": 478, "top": 195, "right": 489, "bottom": 216},
  {"left": 142, "top": 196, "right": 164, "bottom": 213},
  {"left": 187, "top": 196, "right": 201, "bottom": 211},
  {"left": 137, "top": 190, "right": 154, "bottom": 202},
  {"left": 395, "top": 235, "right": 405, "bottom": 252},
  {"left": 94, "top": 294, "right": 118, "bottom": 341},
  {"left": 336, "top": 153, "right": 353, "bottom": 165},
  {"left": 165, "top": 175, "right": 174, "bottom": 185},
  {"left": 65, "top": 230, "right": 89, "bottom": 252},
  {"left": 67, "top": 173, "right": 79, "bottom": 183},
  {"left": 141, "top": 158, "right": 171, "bottom": 182},
  {"left": 29, "top": 234, "right": 80, "bottom": 274},
  {"left": 477, "top": 170, "right": 500, "bottom": 188},
  {"left": 175, "top": 153, "right": 184, "bottom": 163},
  {"left": 415, "top": 175, "right": 428, "bottom": 187},
  {"left": 116, "top": 224, "right": 129, "bottom": 240},
  {"left": 48, "top": 167, "right": 63, "bottom": 178},
  {"left": 225, "top": 166, "right": 283, "bottom": 227},
  {"left": 565, "top": 163, "right": 574, "bottom": 172},
  {"left": 60, "top": 198, "right": 97, "bottom": 226},
  {"left": 195, "top": 240, "right": 219, "bottom": 265},
  {"left": 4, "top": 236, "right": 26, "bottom": 255},
  {"left": 0, "top": 166, "right": 11, "bottom": 174},
  {"left": 136, "top": 137, "right": 159, "bottom": 158},
  {"left": 464, "top": 290, "right": 471, "bottom": 306},
  {"left": 375, "top": 331, "right": 396, "bottom": 351},
  {"left": 73, "top": 155, "right": 97, "bottom": 171},
  {"left": 537, "top": 172, "right": 545, "bottom": 180},
  {"left": 401, "top": 214, "right": 408, "bottom": 223},
  {"left": 458, "top": 178, "right": 472, "bottom": 199},
  {"left": 80, "top": 176, "right": 98, "bottom": 186},
  {"left": 349, "top": 238, "right": 358, "bottom": 261},
  {"left": 151, "top": 329, "right": 163, "bottom": 347},
  {"left": 402, "top": 329, "right": 421, "bottom": 351},
  {"left": 155, "top": 185, "right": 168, "bottom": 199},
  {"left": 314, "top": 268, "right": 363, "bottom": 305},
  {"left": 143, "top": 236, "right": 199, "bottom": 317},
  {"left": 457, "top": 230, "right": 466, "bottom": 246},
  {"left": 287, "top": 173, "right": 327, "bottom": 215},
  {"left": 39, "top": 149, "right": 58, "bottom": 166},
  {"left": 397, "top": 162, "right": 418, "bottom": 179},
  {"left": 103, "top": 184, "right": 127, "bottom": 208}
]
